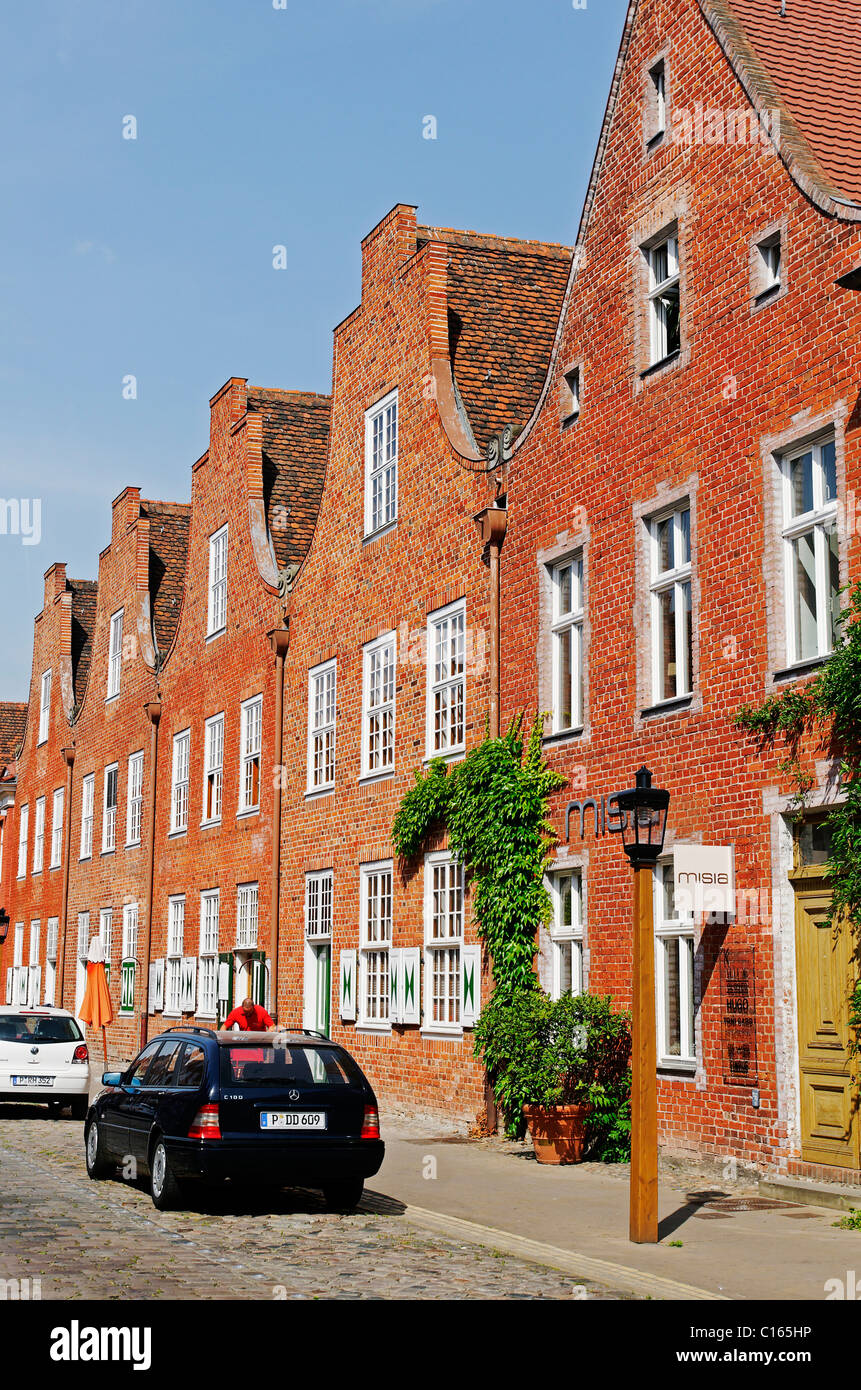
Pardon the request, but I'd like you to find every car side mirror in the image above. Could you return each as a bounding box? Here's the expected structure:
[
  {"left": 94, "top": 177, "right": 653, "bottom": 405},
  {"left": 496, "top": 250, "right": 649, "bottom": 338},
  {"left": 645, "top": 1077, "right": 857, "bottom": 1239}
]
[{"left": 102, "top": 1071, "right": 123, "bottom": 1087}]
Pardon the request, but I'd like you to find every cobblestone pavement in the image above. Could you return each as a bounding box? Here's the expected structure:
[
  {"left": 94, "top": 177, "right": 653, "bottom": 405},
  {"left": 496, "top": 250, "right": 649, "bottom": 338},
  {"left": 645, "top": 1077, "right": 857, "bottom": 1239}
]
[{"left": 0, "top": 1105, "right": 640, "bottom": 1301}]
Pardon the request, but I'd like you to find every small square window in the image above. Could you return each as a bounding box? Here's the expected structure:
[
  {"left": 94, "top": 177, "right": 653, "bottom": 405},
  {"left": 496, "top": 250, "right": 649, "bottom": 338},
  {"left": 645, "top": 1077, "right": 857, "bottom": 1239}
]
[{"left": 561, "top": 366, "right": 580, "bottom": 422}]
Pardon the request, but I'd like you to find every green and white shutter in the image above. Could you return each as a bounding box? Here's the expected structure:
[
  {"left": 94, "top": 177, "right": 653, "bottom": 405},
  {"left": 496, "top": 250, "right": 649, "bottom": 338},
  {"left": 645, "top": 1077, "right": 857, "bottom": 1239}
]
[
  {"left": 401, "top": 947, "right": 421, "bottom": 1025},
  {"left": 461, "top": 945, "right": 481, "bottom": 1027},
  {"left": 149, "top": 958, "right": 164, "bottom": 1013},
  {"left": 120, "top": 958, "right": 136, "bottom": 1016},
  {"left": 389, "top": 948, "right": 402, "bottom": 1024},
  {"left": 339, "top": 949, "right": 356, "bottom": 1021}
]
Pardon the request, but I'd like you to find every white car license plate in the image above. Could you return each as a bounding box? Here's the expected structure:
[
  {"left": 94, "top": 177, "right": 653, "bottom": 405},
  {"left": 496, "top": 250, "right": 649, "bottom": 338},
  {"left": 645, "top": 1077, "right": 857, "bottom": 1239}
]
[
  {"left": 12, "top": 1075, "right": 54, "bottom": 1087},
  {"left": 260, "top": 1111, "right": 326, "bottom": 1130}
]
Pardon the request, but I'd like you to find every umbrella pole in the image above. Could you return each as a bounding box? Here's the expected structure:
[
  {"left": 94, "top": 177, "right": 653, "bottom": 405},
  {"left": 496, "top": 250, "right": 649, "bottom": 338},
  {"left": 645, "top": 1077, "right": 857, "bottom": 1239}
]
[{"left": 102, "top": 1026, "right": 107, "bottom": 1068}]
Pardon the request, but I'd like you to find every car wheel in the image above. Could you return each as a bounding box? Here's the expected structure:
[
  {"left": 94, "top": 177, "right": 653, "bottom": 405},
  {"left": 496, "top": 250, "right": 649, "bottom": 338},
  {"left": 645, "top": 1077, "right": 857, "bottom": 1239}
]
[
  {"left": 85, "top": 1119, "right": 112, "bottom": 1179},
  {"left": 150, "top": 1139, "right": 183, "bottom": 1211},
  {"left": 322, "top": 1178, "right": 364, "bottom": 1212},
  {"left": 70, "top": 1097, "right": 88, "bottom": 1122}
]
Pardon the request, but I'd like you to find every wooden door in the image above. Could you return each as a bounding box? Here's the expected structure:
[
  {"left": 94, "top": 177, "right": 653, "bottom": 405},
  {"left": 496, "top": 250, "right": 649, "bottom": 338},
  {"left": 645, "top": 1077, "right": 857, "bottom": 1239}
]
[{"left": 795, "top": 887, "right": 859, "bottom": 1168}]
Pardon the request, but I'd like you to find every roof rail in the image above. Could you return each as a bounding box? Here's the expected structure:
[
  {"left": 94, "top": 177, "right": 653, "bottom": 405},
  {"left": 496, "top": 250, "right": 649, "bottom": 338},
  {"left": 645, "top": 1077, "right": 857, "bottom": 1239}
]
[{"left": 173, "top": 1025, "right": 218, "bottom": 1037}]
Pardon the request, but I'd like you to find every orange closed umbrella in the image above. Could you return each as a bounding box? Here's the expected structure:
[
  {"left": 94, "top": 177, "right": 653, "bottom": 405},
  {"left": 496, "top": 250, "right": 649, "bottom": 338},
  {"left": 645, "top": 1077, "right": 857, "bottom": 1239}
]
[{"left": 79, "top": 938, "right": 113, "bottom": 1067}]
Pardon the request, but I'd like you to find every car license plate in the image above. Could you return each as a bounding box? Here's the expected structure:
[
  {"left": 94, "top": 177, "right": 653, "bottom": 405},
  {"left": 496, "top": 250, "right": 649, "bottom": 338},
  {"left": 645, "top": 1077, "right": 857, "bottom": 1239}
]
[
  {"left": 260, "top": 1111, "right": 326, "bottom": 1130},
  {"left": 12, "top": 1075, "right": 54, "bottom": 1087}
]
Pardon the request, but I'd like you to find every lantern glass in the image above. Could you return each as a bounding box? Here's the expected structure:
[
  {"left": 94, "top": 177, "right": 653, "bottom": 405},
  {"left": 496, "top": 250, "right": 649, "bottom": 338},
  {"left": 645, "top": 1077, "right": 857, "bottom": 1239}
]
[{"left": 614, "top": 767, "right": 670, "bottom": 866}]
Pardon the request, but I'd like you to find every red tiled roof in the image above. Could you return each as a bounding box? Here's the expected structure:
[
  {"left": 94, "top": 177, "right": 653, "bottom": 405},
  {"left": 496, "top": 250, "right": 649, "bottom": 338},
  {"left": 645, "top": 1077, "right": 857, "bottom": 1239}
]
[
  {"left": 418, "top": 228, "right": 572, "bottom": 452},
  {"left": 246, "top": 387, "right": 331, "bottom": 573},
  {"left": 0, "top": 703, "right": 27, "bottom": 768},
  {"left": 721, "top": 0, "right": 861, "bottom": 202},
  {"left": 141, "top": 500, "right": 191, "bottom": 655},
  {"left": 70, "top": 580, "right": 98, "bottom": 713}
]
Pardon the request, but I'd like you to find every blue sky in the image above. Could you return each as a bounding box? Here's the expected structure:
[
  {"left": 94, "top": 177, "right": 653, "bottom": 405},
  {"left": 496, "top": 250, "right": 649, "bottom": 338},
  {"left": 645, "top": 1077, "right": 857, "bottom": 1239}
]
[{"left": 0, "top": 0, "right": 629, "bottom": 700}]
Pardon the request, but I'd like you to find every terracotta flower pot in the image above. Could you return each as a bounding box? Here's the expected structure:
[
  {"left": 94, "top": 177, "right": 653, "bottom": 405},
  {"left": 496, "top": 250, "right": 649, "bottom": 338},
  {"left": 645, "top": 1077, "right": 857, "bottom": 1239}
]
[{"left": 522, "top": 1103, "right": 592, "bottom": 1164}]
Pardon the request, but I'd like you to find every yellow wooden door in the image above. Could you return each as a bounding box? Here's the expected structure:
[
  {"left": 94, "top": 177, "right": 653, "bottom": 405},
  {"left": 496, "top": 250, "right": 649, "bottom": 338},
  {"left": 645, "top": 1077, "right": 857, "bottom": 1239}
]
[{"left": 795, "top": 887, "right": 859, "bottom": 1168}]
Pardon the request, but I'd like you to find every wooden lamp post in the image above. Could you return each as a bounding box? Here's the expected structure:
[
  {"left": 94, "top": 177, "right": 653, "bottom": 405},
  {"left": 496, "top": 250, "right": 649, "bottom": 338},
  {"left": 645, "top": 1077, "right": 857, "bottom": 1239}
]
[{"left": 613, "top": 766, "right": 670, "bottom": 1244}]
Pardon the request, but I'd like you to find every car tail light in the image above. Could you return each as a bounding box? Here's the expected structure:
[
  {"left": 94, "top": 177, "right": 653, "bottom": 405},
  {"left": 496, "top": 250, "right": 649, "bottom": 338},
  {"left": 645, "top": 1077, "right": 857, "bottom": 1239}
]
[
  {"left": 72, "top": 1044, "right": 89, "bottom": 1064},
  {"left": 361, "top": 1105, "right": 380, "bottom": 1140},
  {"left": 188, "top": 1104, "right": 221, "bottom": 1140}
]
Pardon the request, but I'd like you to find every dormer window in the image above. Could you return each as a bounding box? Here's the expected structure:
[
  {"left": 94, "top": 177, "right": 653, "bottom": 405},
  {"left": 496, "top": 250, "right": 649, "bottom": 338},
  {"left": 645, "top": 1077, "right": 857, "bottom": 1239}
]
[
  {"left": 364, "top": 389, "right": 398, "bottom": 537},
  {"left": 207, "top": 525, "right": 228, "bottom": 637}
]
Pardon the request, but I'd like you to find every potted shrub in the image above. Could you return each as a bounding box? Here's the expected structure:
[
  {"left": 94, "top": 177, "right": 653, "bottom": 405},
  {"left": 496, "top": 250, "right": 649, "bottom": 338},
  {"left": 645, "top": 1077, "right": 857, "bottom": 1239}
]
[{"left": 474, "top": 988, "right": 632, "bottom": 1164}]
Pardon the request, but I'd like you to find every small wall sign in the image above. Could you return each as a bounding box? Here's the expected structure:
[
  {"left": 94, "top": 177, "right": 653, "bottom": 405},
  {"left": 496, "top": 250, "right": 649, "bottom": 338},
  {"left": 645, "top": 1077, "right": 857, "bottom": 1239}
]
[
  {"left": 718, "top": 947, "right": 759, "bottom": 1088},
  {"left": 673, "top": 844, "right": 735, "bottom": 918}
]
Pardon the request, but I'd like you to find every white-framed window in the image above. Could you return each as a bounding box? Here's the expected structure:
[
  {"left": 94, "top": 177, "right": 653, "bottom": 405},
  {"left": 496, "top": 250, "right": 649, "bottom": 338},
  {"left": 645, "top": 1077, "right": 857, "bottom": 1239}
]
[
  {"left": 359, "top": 861, "right": 392, "bottom": 1025},
  {"left": 45, "top": 917, "right": 59, "bottom": 1006},
  {"left": 166, "top": 896, "right": 185, "bottom": 1014},
  {"left": 28, "top": 920, "right": 40, "bottom": 1008},
  {"left": 362, "top": 632, "right": 396, "bottom": 777},
  {"left": 38, "top": 669, "right": 51, "bottom": 744},
  {"left": 12, "top": 922, "right": 25, "bottom": 1005},
  {"left": 307, "top": 660, "right": 336, "bottom": 792},
  {"left": 646, "top": 231, "right": 680, "bottom": 365},
  {"left": 99, "top": 907, "right": 113, "bottom": 969},
  {"left": 649, "top": 504, "right": 692, "bottom": 703},
  {"left": 548, "top": 870, "right": 585, "bottom": 998},
  {"left": 427, "top": 599, "right": 466, "bottom": 757},
  {"left": 239, "top": 696, "right": 262, "bottom": 813},
  {"left": 122, "top": 902, "right": 139, "bottom": 961},
  {"left": 305, "top": 870, "right": 333, "bottom": 940},
  {"left": 550, "top": 555, "right": 584, "bottom": 732},
  {"left": 107, "top": 609, "right": 123, "bottom": 699},
  {"left": 757, "top": 231, "right": 781, "bottom": 296},
  {"left": 17, "top": 804, "right": 28, "bottom": 879},
  {"left": 102, "top": 764, "right": 118, "bottom": 853},
  {"left": 780, "top": 437, "right": 839, "bottom": 665},
  {"left": 29, "top": 919, "right": 40, "bottom": 966},
  {"left": 648, "top": 58, "right": 666, "bottom": 139},
  {"left": 364, "top": 387, "right": 398, "bottom": 536},
  {"left": 654, "top": 862, "right": 696, "bottom": 1070},
  {"left": 126, "top": 750, "right": 144, "bottom": 845},
  {"left": 171, "top": 730, "right": 190, "bottom": 833},
  {"left": 32, "top": 796, "right": 45, "bottom": 874},
  {"left": 561, "top": 365, "right": 580, "bottom": 421},
  {"left": 75, "top": 911, "right": 90, "bottom": 1016},
  {"left": 198, "top": 889, "right": 220, "bottom": 1017},
  {"left": 80, "top": 774, "right": 94, "bottom": 860},
  {"left": 207, "top": 525, "right": 228, "bottom": 636},
  {"left": 50, "top": 787, "right": 64, "bottom": 868},
  {"left": 236, "top": 882, "right": 259, "bottom": 949},
  {"left": 202, "top": 714, "right": 224, "bottom": 824},
  {"left": 424, "top": 852, "right": 464, "bottom": 1029}
]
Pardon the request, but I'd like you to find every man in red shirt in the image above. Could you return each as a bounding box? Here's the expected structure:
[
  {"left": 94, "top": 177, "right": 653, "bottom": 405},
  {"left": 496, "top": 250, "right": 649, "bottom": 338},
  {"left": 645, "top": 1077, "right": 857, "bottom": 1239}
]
[{"left": 222, "top": 997, "right": 275, "bottom": 1031}]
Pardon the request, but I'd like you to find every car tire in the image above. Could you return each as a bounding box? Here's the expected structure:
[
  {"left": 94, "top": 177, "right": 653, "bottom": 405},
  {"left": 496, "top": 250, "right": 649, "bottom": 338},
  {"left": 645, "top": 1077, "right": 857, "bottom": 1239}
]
[
  {"left": 150, "top": 1139, "right": 183, "bottom": 1211},
  {"left": 322, "top": 1178, "right": 364, "bottom": 1212},
  {"left": 70, "top": 1097, "right": 88, "bottom": 1122},
  {"left": 85, "top": 1119, "right": 112, "bottom": 1180}
]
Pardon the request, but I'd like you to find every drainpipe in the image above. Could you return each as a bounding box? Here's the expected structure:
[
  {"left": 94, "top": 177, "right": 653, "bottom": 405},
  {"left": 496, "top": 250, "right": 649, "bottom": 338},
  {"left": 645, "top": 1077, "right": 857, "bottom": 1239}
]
[
  {"left": 57, "top": 745, "right": 76, "bottom": 1010},
  {"left": 268, "top": 625, "right": 290, "bottom": 1024},
  {"left": 139, "top": 700, "right": 162, "bottom": 1049},
  {"left": 474, "top": 503, "right": 508, "bottom": 1131}
]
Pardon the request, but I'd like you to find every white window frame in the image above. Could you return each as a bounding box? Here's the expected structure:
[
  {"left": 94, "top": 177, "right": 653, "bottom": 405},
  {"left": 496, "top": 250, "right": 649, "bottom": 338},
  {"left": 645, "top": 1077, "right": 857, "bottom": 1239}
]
[
  {"left": 359, "top": 860, "right": 393, "bottom": 1028},
  {"left": 80, "top": 774, "right": 94, "bottom": 860},
  {"left": 126, "top": 750, "right": 144, "bottom": 846},
  {"left": 648, "top": 504, "right": 692, "bottom": 703},
  {"left": 654, "top": 862, "right": 696, "bottom": 1071},
  {"left": 38, "top": 669, "right": 51, "bottom": 744},
  {"left": 198, "top": 889, "right": 220, "bottom": 1017},
  {"left": 171, "top": 730, "right": 190, "bottom": 834},
  {"left": 305, "top": 870, "right": 333, "bottom": 941},
  {"left": 202, "top": 713, "right": 224, "bottom": 825},
  {"left": 102, "top": 763, "right": 118, "bottom": 854},
  {"left": 561, "top": 365, "right": 580, "bottom": 422},
  {"left": 122, "top": 902, "right": 139, "bottom": 961},
  {"left": 646, "top": 231, "right": 680, "bottom": 366},
  {"left": 548, "top": 870, "right": 585, "bottom": 999},
  {"left": 239, "top": 695, "right": 262, "bottom": 813},
  {"left": 550, "top": 555, "right": 584, "bottom": 733},
  {"left": 165, "top": 896, "right": 185, "bottom": 1015},
  {"left": 648, "top": 59, "right": 666, "bottom": 140},
  {"left": 362, "top": 632, "right": 396, "bottom": 778},
  {"left": 426, "top": 598, "right": 466, "bottom": 758},
  {"left": 423, "top": 851, "right": 464, "bottom": 1032},
  {"left": 757, "top": 231, "right": 781, "bottom": 295},
  {"left": 780, "top": 437, "right": 839, "bottom": 667},
  {"left": 50, "top": 787, "right": 64, "bottom": 868},
  {"left": 307, "top": 660, "right": 336, "bottom": 793},
  {"left": 207, "top": 525, "right": 228, "bottom": 637},
  {"left": 236, "top": 882, "right": 259, "bottom": 950},
  {"left": 17, "top": 804, "right": 28, "bottom": 879},
  {"left": 364, "top": 387, "right": 398, "bottom": 537},
  {"left": 45, "top": 917, "right": 59, "bottom": 1006},
  {"left": 107, "top": 609, "right": 123, "bottom": 700},
  {"left": 27, "top": 920, "right": 41, "bottom": 1008},
  {"left": 32, "top": 796, "right": 45, "bottom": 874},
  {"left": 99, "top": 907, "right": 113, "bottom": 969}
]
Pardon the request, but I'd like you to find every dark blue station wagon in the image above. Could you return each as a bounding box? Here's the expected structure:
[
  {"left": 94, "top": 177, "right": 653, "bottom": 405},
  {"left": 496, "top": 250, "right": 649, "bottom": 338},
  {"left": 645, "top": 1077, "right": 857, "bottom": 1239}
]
[{"left": 84, "top": 1026, "right": 384, "bottom": 1210}]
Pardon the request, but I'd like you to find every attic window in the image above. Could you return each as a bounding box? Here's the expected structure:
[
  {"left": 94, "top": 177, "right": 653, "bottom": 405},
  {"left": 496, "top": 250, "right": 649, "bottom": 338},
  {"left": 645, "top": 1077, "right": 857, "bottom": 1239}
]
[
  {"left": 755, "top": 231, "right": 782, "bottom": 299},
  {"left": 647, "top": 60, "right": 667, "bottom": 145},
  {"left": 561, "top": 366, "right": 581, "bottom": 423}
]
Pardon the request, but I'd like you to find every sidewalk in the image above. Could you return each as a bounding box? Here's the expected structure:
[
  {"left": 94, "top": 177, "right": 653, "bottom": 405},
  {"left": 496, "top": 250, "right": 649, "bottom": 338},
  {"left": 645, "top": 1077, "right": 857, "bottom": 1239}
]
[{"left": 372, "top": 1120, "right": 859, "bottom": 1301}]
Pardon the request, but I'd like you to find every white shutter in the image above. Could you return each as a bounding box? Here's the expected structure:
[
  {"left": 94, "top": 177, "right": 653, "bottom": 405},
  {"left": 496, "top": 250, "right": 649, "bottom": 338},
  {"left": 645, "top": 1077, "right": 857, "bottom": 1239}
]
[
  {"left": 401, "top": 947, "right": 421, "bottom": 1026},
  {"left": 217, "top": 958, "right": 231, "bottom": 1004},
  {"left": 15, "top": 967, "right": 27, "bottom": 1006},
  {"left": 461, "top": 944, "right": 481, "bottom": 1027},
  {"left": 388, "top": 947, "right": 402, "bottom": 1024},
  {"left": 149, "top": 958, "right": 164, "bottom": 1013},
  {"left": 537, "top": 924, "right": 553, "bottom": 995},
  {"left": 180, "top": 956, "right": 197, "bottom": 1013},
  {"left": 5, "top": 968, "right": 12, "bottom": 1004},
  {"left": 27, "top": 966, "right": 41, "bottom": 1009},
  {"left": 339, "top": 949, "right": 357, "bottom": 1021}
]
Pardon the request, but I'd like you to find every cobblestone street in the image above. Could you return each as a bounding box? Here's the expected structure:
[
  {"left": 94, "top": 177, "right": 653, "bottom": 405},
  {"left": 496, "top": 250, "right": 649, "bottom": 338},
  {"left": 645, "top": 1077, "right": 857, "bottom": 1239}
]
[{"left": 0, "top": 1106, "right": 637, "bottom": 1301}]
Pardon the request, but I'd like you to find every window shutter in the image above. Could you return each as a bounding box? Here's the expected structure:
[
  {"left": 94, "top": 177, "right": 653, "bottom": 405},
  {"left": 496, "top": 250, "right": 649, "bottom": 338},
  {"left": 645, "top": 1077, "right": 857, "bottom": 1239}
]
[
  {"left": 401, "top": 947, "right": 421, "bottom": 1026},
  {"left": 5, "top": 968, "right": 12, "bottom": 1005},
  {"left": 149, "top": 958, "right": 164, "bottom": 1013},
  {"left": 251, "top": 950, "right": 266, "bottom": 1009},
  {"left": 339, "top": 949, "right": 357, "bottom": 1021},
  {"left": 461, "top": 945, "right": 481, "bottom": 1027},
  {"left": 537, "top": 924, "right": 553, "bottom": 995},
  {"left": 180, "top": 956, "right": 197, "bottom": 1013},
  {"left": 217, "top": 951, "right": 233, "bottom": 1024},
  {"left": 388, "top": 947, "right": 402, "bottom": 1025},
  {"left": 28, "top": 966, "right": 41, "bottom": 1009},
  {"left": 120, "top": 958, "right": 136, "bottom": 1015}
]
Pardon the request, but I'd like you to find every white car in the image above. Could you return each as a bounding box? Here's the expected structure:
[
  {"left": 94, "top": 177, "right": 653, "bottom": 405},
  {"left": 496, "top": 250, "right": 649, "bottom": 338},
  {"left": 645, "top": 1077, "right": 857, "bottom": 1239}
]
[{"left": 0, "top": 1007, "right": 90, "bottom": 1118}]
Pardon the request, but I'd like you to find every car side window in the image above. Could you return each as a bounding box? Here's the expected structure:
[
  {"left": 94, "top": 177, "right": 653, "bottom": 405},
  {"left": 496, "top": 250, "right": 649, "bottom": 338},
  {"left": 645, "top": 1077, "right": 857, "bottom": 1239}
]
[
  {"left": 124, "top": 1041, "right": 163, "bottom": 1087},
  {"left": 175, "top": 1043, "right": 206, "bottom": 1088},
  {"left": 142, "top": 1039, "right": 184, "bottom": 1088}
]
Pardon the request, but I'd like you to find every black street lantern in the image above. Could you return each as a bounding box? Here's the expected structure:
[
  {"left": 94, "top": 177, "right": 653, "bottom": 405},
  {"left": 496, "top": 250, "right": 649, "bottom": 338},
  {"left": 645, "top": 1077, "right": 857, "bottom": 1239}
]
[
  {"left": 614, "top": 766, "right": 670, "bottom": 867},
  {"left": 0, "top": 910, "right": 9, "bottom": 946}
]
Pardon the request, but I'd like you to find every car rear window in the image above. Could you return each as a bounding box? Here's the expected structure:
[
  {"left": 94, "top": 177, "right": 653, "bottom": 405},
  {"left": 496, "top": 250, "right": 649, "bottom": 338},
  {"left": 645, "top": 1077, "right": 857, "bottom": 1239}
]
[
  {"left": 0, "top": 1015, "right": 83, "bottom": 1044},
  {"left": 219, "top": 1043, "right": 363, "bottom": 1088}
]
